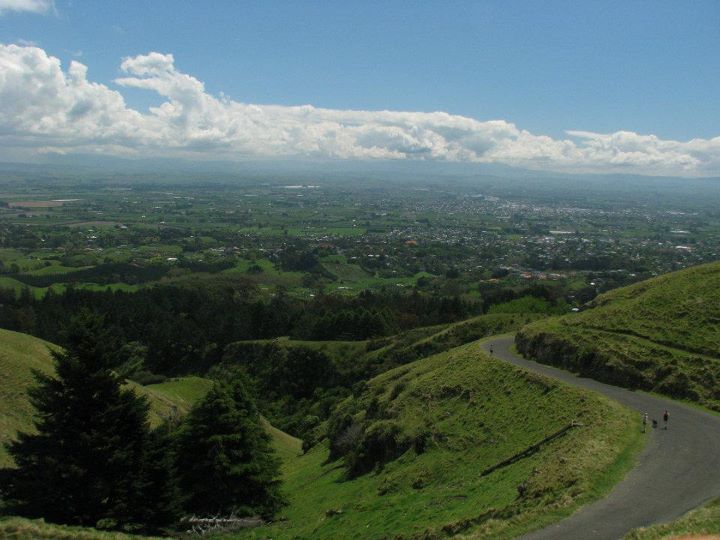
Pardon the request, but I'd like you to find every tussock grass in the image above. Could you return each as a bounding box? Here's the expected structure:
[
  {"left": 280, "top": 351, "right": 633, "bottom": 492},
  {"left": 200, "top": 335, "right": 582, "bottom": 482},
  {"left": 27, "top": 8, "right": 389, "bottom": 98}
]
[
  {"left": 0, "top": 517, "right": 162, "bottom": 539},
  {"left": 626, "top": 498, "right": 720, "bottom": 539}
]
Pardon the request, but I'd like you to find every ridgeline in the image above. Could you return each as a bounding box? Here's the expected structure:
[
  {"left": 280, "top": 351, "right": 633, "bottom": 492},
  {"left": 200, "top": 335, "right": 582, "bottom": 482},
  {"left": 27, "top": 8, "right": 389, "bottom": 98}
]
[{"left": 517, "top": 261, "right": 720, "bottom": 410}]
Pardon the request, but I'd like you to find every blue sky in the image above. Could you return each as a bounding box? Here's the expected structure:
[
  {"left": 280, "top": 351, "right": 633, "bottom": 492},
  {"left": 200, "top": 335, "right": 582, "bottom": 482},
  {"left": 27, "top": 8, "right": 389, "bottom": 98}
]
[{"left": 1, "top": 0, "right": 720, "bottom": 175}]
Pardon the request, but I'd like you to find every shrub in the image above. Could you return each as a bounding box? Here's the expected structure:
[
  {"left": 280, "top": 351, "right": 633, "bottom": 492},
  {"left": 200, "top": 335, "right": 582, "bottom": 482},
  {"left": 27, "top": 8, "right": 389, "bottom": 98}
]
[
  {"left": 129, "top": 370, "right": 167, "bottom": 386},
  {"left": 347, "top": 420, "right": 409, "bottom": 477}
]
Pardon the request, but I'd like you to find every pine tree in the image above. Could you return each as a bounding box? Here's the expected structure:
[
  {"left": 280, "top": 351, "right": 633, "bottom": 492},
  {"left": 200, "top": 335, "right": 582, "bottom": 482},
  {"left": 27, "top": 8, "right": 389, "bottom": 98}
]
[
  {"left": 4, "top": 313, "right": 151, "bottom": 530},
  {"left": 135, "top": 423, "right": 184, "bottom": 532},
  {"left": 174, "top": 380, "right": 286, "bottom": 518}
]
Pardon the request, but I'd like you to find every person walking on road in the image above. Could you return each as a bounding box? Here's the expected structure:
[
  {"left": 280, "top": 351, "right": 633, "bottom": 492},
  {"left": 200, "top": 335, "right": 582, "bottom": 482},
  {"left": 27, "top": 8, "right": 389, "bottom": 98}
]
[
  {"left": 642, "top": 412, "right": 648, "bottom": 432},
  {"left": 663, "top": 409, "right": 669, "bottom": 430}
]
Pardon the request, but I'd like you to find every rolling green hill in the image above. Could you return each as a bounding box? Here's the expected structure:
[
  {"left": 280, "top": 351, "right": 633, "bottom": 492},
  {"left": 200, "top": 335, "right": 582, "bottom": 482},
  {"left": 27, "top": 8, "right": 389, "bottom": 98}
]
[
  {"left": 517, "top": 261, "right": 720, "bottom": 410},
  {"left": 0, "top": 328, "right": 302, "bottom": 539},
  {"left": 359, "top": 312, "right": 546, "bottom": 375},
  {"left": 223, "top": 313, "right": 548, "bottom": 442},
  {"left": 229, "top": 312, "right": 545, "bottom": 385},
  {"left": 0, "top": 328, "right": 300, "bottom": 468},
  {"left": 128, "top": 376, "right": 215, "bottom": 428},
  {"left": 229, "top": 340, "right": 641, "bottom": 540},
  {"left": 0, "top": 324, "right": 641, "bottom": 539}
]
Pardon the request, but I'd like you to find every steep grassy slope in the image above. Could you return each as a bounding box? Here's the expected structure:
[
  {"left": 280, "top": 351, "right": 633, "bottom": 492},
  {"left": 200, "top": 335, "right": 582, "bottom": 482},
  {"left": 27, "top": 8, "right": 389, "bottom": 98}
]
[
  {"left": 626, "top": 498, "right": 720, "bottom": 539},
  {"left": 0, "top": 329, "right": 298, "bottom": 467},
  {"left": 0, "top": 328, "right": 57, "bottom": 467},
  {"left": 130, "top": 376, "right": 215, "bottom": 427},
  {"left": 517, "top": 261, "right": 720, "bottom": 410},
  {"left": 361, "top": 313, "right": 546, "bottom": 370},
  {"left": 566, "top": 261, "right": 720, "bottom": 355},
  {"left": 0, "top": 327, "right": 213, "bottom": 467},
  {"left": 262, "top": 419, "right": 303, "bottom": 462},
  {"left": 224, "top": 313, "right": 548, "bottom": 442},
  {"left": 230, "top": 340, "right": 641, "bottom": 540},
  {"left": 360, "top": 312, "right": 546, "bottom": 375}
]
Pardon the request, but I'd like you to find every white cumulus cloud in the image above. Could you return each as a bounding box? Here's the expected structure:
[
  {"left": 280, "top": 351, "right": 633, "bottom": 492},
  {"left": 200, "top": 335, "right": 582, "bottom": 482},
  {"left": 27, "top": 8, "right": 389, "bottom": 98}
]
[
  {"left": 1, "top": 43, "right": 719, "bottom": 176},
  {"left": 0, "top": 0, "right": 53, "bottom": 15}
]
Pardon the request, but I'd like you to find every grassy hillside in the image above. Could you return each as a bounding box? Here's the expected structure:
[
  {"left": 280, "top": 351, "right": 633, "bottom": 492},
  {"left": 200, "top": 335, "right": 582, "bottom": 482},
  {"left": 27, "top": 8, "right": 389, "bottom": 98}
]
[
  {"left": 0, "top": 329, "right": 299, "bottom": 467},
  {"left": 568, "top": 261, "right": 720, "bottom": 356},
  {"left": 517, "top": 261, "right": 720, "bottom": 410},
  {"left": 262, "top": 419, "right": 303, "bottom": 462},
  {"left": 0, "top": 517, "right": 162, "bottom": 539},
  {"left": 229, "top": 340, "right": 642, "bottom": 540},
  {"left": 224, "top": 313, "right": 547, "bottom": 441},
  {"left": 0, "top": 327, "right": 214, "bottom": 466},
  {"left": 130, "top": 376, "right": 215, "bottom": 427},
  {"left": 0, "top": 328, "right": 57, "bottom": 467},
  {"left": 360, "top": 312, "right": 546, "bottom": 375},
  {"left": 626, "top": 497, "right": 720, "bottom": 539},
  {"left": 230, "top": 312, "right": 545, "bottom": 384}
]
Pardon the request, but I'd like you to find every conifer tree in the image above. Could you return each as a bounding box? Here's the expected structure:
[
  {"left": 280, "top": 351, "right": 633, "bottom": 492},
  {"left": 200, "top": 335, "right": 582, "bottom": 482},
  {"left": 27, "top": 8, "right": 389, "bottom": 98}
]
[
  {"left": 174, "top": 379, "right": 285, "bottom": 518},
  {"left": 4, "top": 313, "right": 151, "bottom": 530},
  {"left": 135, "top": 423, "right": 184, "bottom": 532}
]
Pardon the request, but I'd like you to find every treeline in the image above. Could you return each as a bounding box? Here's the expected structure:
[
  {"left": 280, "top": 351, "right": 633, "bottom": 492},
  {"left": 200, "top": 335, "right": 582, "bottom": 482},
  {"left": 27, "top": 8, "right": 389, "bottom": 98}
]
[
  {"left": 217, "top": 343, "right": 347, "bottom": 443},
  {"left": 478, "top": 281, "right": 568, "bottom": 313},
  {"left": 3, "top": 259, "right": 240, "bottom": 287},
  {"left": 218, "top": 312, "right": 539, "bottom": 446},
  {"left": 0, "top": 314, "right": 284, "bottom": 534},
  {"left": 9, "top": 262, "right": 170, "bottom": 287},
  {"left": 0, "top": 283, "right": 480, "bottom": 375},
  {"left": 295, "top": 290, "right": 475, "bottom": 336}
]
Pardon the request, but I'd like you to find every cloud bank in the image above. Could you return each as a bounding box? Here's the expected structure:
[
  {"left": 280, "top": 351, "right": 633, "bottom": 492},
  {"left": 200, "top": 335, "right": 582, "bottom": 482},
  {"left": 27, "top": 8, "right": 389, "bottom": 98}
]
[{"left": 2, "top": 43, "right": 720, "bottom": 176}]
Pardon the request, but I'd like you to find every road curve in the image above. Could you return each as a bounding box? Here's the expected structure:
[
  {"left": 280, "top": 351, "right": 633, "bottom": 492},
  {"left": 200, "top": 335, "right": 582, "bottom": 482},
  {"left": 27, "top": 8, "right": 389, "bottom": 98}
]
[{"left": 482, "top": 336, "right": 720, "bottom": 540}]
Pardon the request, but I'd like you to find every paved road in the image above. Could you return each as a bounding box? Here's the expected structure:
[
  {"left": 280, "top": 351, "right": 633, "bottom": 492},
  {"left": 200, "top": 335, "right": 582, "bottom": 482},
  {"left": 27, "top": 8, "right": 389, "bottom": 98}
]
[{"left": 482, "top": 336, "right": 720, "bottom": 540}]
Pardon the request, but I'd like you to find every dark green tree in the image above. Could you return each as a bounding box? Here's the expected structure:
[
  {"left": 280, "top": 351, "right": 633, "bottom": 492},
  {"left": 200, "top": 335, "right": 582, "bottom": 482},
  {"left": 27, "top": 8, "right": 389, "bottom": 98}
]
[
  {"left": 3, "top": 313, "right": 151, "bottom": 531},
  {"left": 135, "top": 423, "right": 184, "bottom": 532},
  {"left": 174, "top": 380, "right": 285, "bottom": 518}
]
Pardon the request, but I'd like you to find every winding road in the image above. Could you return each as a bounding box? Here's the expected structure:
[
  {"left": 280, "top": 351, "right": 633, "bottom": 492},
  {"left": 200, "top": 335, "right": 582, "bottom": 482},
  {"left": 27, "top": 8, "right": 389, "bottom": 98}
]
[{"left": 482, "top": 336, "right": 720, "bottom": 540}]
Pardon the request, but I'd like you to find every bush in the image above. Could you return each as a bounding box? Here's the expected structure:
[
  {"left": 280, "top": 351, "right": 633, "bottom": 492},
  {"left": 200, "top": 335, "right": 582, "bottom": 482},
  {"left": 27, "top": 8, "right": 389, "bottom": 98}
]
[
  {"left": 327, "top": 413, "right": 361, "bottom": 461},
  {"left": 656, "top": 370, "right": 699, "bottom": 400},
  {"left": 347, "top": 420, "right": 410, "bottom": 477},
  {"left": 334, "top": 424, "right": 364, "bottom": 461},
  {"left": 128, "top": 370, "right": 167, "bottom": 386}
]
